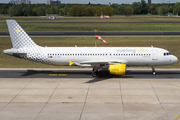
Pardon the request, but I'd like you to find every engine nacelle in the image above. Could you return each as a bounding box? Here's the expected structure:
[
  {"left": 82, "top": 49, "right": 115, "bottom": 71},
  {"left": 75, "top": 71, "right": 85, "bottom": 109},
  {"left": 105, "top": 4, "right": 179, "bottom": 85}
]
[{"left": 108, "top": 64, "right": 126, "bottom": 75}]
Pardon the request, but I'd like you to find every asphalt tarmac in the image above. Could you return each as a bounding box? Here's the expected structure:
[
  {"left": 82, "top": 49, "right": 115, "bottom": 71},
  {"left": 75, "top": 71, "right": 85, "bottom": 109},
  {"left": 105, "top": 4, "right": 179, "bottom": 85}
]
[
  {"left": 0, "top": 69, "right": 180, "bottom": 79},
  {"left": 1, "top": 32, "right": 180, "bottom": 37},
  {"left": 1, "top": 22, "right": 180, "bottom": 24}
]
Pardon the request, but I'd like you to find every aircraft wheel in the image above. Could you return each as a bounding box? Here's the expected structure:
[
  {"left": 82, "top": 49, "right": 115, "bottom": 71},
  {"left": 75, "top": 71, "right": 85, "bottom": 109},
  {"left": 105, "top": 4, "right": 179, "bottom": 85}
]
[
  {"left": 92, "top": 72, "right": 98, "bottom": 77},
  {"left": 92, "top": 67, "right": 98, "bottom": 77},
  {"left": 152, "top": 66, "right": 156, "bottom": 75}
]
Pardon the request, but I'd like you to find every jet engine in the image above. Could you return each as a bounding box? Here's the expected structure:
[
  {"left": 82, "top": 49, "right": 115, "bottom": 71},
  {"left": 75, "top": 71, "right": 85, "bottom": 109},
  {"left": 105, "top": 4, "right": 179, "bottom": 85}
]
[{"left": 108, "top": 64, "right": 126, "bottom": 75}]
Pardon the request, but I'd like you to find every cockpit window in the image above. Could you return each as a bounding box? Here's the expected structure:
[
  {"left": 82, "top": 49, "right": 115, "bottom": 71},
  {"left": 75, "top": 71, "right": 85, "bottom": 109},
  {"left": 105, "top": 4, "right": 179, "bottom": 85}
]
[{"left": 164, "top": 52, "right": 171, "bottom": 56}]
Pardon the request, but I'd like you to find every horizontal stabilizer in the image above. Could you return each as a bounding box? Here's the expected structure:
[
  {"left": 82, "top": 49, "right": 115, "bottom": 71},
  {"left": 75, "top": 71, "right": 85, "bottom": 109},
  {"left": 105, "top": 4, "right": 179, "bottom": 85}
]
[{"left": 3, "top": 49, "right": 27, "bottom": 57}]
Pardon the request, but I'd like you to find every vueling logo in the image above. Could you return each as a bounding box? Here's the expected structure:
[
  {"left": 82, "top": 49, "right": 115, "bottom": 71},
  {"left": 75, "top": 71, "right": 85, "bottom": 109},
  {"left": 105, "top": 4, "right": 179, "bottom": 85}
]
[
  {"left": 116, "top": 48, "right": 148, "bottom": 53},
  {"left": 136, "top": 49, "right": 148, "bottom": 53}
]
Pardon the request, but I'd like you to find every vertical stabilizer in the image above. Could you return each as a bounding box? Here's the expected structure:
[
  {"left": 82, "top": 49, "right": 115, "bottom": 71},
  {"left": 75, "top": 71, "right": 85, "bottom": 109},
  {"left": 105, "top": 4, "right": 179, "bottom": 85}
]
[{"left": 6, "top": 20, "right": 38, "bottom": 49}]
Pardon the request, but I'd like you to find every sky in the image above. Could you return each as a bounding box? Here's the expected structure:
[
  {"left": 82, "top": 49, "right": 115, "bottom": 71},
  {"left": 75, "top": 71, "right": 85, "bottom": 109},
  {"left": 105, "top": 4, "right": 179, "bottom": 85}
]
[{"left": 0, "top": 0, "right": 179, "bottom": 4}]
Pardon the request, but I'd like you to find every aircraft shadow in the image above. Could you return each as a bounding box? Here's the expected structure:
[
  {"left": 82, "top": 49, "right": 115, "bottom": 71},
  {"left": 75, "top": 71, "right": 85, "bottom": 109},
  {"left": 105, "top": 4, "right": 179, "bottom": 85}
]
[
  {"left": 20, "top": 70, "right": 133, "bottom": 78},
  {"left": 18, "top": 69, "right": 180, "bottom": 79}
]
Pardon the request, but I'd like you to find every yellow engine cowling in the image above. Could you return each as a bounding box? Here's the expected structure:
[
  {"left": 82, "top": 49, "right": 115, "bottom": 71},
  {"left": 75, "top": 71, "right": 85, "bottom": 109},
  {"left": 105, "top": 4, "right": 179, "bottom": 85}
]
[{"left": 108, "top": 64, "right": 126, "bottom": 75}]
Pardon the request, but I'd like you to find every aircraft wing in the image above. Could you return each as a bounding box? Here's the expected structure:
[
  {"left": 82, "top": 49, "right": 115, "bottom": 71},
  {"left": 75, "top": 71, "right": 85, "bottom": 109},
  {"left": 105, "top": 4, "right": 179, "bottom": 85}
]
[
  {"left": 80, "top": 59, "right": 128, "bottom": 64},
  {"left": 69, "top": 59, "right": 128, "bottom": 67}
]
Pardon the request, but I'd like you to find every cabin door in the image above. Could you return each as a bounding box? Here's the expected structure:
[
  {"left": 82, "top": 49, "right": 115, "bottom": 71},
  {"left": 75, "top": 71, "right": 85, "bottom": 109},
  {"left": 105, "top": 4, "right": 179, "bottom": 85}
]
[{"left": 152, "top": 49, "right": 158, "bottom": 60}]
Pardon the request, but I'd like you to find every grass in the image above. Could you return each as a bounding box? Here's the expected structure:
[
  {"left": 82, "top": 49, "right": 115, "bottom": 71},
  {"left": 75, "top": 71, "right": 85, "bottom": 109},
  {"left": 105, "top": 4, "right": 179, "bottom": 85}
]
[
  {"left": 1, "top": 24, "right": 180, "bottom": 32},
  {"left": 1, "top": 15, "right": 180, "bottom": 23},
  {"left": 1, "top": 37, "right": 180, "bottom": 68}
]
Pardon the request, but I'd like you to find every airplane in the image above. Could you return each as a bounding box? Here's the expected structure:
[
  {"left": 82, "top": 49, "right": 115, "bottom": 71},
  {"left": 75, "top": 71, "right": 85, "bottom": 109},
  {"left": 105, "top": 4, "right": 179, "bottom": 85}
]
[{"left": 3, "top": 20, "right": 178, "bottom": 77}]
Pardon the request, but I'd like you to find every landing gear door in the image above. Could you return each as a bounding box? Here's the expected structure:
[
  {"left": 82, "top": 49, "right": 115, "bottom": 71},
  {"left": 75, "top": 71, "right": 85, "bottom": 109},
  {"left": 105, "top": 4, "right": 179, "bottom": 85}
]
[{"left": 152, "top": 49, "right": 158, "bottom": 60}]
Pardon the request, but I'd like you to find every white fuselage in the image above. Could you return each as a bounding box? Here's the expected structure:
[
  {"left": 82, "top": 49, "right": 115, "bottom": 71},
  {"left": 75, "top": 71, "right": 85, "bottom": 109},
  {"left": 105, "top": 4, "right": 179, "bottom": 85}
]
[{"left": 38, "top": 46, "right": 178, "bottom": 67}]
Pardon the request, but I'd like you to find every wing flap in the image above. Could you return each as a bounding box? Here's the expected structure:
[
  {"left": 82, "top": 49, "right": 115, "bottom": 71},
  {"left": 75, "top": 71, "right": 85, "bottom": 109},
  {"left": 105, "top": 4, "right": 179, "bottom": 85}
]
[{"left": 79, "top": 59, "right": 128, "bottom": 65}]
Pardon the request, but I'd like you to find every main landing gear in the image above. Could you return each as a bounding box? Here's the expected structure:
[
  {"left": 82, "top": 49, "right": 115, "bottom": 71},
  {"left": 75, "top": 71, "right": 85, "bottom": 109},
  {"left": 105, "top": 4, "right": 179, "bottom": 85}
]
[
  {"left": 152, "top": 66, "right": 156, "bottom": 75},
  {"left": 92, "top": 67, "right": 98, "bottom": 77}
]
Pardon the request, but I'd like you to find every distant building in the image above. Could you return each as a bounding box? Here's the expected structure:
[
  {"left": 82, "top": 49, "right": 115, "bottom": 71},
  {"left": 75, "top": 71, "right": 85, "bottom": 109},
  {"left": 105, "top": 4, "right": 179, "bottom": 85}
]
[
  {"left": 148, "top": 0, "right": 151, "bottom": 4},
  {"left": 10, "top": 0, "right": 31, "bottom": 4},
  {"left": 46, "top": 0, "right": 61, "bottom": 5}
]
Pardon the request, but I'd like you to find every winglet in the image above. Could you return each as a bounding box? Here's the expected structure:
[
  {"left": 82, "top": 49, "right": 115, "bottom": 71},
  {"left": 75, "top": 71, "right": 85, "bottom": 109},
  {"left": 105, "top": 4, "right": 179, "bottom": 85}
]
[{"left": 68, "top": 60, "right": 74, "bottom": 66}]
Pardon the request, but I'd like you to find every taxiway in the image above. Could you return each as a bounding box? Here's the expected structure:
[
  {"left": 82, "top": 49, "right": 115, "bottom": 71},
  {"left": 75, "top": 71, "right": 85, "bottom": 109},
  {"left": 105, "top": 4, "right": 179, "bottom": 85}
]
[
  {"left": 1, "top": 32, "right": 180, "bottom": 37},
  {"left": 1, "top": 22, "right": 180, "bottom": 24},
  {"left": 0, "top": 68, "right": 179, "bottom": 79}
]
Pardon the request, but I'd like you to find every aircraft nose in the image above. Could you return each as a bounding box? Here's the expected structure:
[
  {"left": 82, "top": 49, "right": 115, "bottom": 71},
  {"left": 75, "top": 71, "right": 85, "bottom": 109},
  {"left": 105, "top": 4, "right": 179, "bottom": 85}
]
[{"left": 172, "top": 55, "right": 178, "bottom": 63}]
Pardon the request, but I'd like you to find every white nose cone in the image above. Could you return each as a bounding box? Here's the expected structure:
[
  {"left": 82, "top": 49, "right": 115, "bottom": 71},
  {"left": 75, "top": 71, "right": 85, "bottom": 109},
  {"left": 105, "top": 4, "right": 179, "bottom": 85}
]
[{"left": 172, "top": 55, "right": 178, "bottom": 64}]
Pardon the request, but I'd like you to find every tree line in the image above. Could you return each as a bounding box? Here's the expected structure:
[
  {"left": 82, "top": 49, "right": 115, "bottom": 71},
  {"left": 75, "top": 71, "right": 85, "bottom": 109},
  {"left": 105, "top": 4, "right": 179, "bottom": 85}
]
[{"left": 0, "top": 0, "right": 180, "bottom": 17}]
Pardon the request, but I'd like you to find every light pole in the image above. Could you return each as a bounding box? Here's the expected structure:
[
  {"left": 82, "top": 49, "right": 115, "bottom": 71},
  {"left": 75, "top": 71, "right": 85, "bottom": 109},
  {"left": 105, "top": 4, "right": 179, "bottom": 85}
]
[
  {"left": 94, "top": 30, "right": 98, "bottom": 47},
  {"left": 167, "top": 1, "right": 170, "bottom": 15}
]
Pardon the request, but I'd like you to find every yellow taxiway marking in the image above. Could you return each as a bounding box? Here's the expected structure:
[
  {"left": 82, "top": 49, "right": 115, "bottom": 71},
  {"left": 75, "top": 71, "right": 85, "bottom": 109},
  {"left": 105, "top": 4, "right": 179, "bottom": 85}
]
[
  {"left": 49, "top": 74, "right": 66, "bottom": 76},
  {"left": 133, "top": 78, "right": 180, "bottom": 88},
  {"left": 174, "top": 115, "right": 180, "bottom": 120}
]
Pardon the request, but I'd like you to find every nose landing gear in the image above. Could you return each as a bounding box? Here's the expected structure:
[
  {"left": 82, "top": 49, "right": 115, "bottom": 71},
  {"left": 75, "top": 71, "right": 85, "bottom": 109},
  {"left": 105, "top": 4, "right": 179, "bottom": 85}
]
[{"left": 152, "top": 66, "right": 156, "bottom": 75}]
